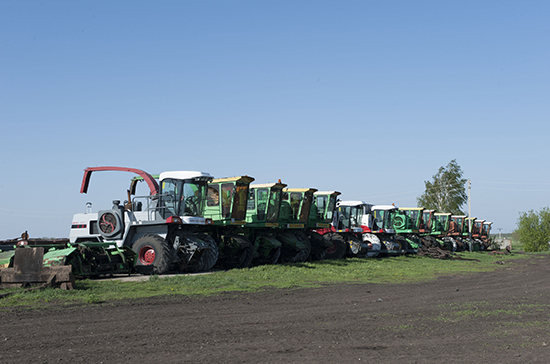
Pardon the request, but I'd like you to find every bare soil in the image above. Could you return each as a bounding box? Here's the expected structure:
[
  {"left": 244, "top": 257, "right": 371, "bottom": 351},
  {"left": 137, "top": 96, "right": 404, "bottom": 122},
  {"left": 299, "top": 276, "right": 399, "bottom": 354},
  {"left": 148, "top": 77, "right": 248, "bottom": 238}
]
[{"left": 2, "top": 254, "right": 550, "bottom": 364}]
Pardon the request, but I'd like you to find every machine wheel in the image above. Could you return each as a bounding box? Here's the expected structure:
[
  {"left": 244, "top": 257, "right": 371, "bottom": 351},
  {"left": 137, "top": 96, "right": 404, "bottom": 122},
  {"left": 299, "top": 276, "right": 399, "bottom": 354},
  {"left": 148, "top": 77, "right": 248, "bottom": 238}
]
[
  {"left": 221, "top": 235, "right": 254, "bottom": 270},
  {"left": 133, "top": 234, "right": 173, "bottom": 275},
  {"left": 324, "top": 233, "right": 347, "bottom": 260},
  {"left": 346, "top": 235, "right": 363, "bottom": 257},
  {"left": 267, "top": 247, "right": 281, "bottom": 264},
  {"left": 395, "top": 236, "right": 409, "bottom": 254},
  {"left": 308, "top": 231, "right": 327, "bottom": 261},
  {"left": 197, "top": 233, "right": 219, "bottom": 272},
  {"left": 281, "top": 233, "right": 311, "bottom": 263}
]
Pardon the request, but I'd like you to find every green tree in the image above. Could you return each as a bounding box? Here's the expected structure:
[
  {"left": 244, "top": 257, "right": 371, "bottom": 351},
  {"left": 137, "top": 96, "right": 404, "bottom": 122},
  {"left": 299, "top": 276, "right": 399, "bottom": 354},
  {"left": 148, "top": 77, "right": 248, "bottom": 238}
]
[
  {"left": 417, "top": 159, "right": 467, "bottom": 215},
  {"left": 515, "top": 207, "right": 550, "bottom": 252}
]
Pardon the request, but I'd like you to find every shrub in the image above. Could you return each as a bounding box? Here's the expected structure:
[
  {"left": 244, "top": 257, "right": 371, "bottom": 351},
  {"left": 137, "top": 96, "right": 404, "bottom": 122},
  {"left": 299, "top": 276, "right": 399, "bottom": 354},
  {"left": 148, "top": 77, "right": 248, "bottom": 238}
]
[{"left": 515, "top": 207, "right": 550, "bottom": 252}]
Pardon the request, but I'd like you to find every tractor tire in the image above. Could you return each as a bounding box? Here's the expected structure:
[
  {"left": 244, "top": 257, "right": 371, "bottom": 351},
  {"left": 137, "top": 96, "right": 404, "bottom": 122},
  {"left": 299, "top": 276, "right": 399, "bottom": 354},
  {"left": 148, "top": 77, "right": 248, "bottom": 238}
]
[
  {"left": 346, "top": 234, "right": 363, "bottom": 257},
  {"left": 133, "top": 234, "right": 173, "bottom": 275},
  {"left": 308, "top": 231, "right": 327, "bottom": 261},
  {"left": 323, "top": 233, "right": 347, "bottom": 260},
  {"left": 197, "top": 233, "right": 219, "bottom": 272},
  {"left": 221, "top": 235, "right": 254, "bottom": 270},
  {"left": 280, "top": 233, "right": 311, "bottom": 263},
  {"left": 395, "top": 236, "right": 409, "bottom": 254},
  {"left": 267, "top": 247, "right": 281, "bottom": 264}
]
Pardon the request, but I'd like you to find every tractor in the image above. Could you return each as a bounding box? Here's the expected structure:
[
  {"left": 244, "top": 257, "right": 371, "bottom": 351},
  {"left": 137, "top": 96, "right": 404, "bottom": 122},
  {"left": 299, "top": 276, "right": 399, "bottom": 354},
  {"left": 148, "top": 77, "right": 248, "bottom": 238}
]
[
  {"left": 309, "top": 191, "right": 352, "bottom": 260},
  {"left": 70, "top": 166, "right": 219, "bottom": 274},
  {"left": 203, "top": 176, "right": 256, "bottom": 269},
  {"left": 368, "top": 205, "right": 404, "bottom": 256},
  {"left": 326, "top": 200, "right": 384, "bottom": 258},
  {"left": 244, "top": 182, "right": 286, "bottom": 265},
  {"left": 449, "top": 215, "right": 469, "bottom": 251},
  {"left": 275, "top": 188, "right": 317, "bottom": 262},
  {"left": 392, "top": 207, "right": 423, "bottom": 253}
]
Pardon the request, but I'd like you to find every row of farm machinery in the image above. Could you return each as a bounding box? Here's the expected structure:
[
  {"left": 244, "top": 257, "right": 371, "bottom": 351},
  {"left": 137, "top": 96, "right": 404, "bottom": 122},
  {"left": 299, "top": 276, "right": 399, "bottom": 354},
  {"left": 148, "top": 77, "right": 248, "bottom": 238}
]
[{"left": 0, "top": 166, "right": 494, "bottom": 289}]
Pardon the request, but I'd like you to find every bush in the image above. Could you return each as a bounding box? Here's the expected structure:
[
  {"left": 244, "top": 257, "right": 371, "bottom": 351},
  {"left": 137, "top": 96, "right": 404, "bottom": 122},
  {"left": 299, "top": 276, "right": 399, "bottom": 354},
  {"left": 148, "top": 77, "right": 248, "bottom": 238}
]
[{"left": 515, "top": 207, "right": 550, "bottom": 252}]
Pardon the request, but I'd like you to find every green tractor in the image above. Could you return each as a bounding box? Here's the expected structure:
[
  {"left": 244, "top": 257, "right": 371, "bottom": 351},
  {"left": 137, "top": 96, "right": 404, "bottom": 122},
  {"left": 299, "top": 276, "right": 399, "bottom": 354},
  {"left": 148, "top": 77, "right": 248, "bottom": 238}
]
[
  {"left": 244, "top": 182, "right": 286, "bottom": 265},
  {"left": 0, "top": 236, "right": 135, "bottom": 288},
  {"left": 449, "top": 215, "right": 469, "bottom": 251},
  {"left": 204, "top": 176, "right": 256, "bottom": 269},
  {"left": 471, "top": 219, "right": 487, "bottom": 251},
  {"left": 276, "top": 188, "right": 317, "bottom": 262},
  {"left": 419, "top": 211, "right": 454, "bottom": 250},
  {"left": 370, "top": 205, "right": 405, "bottom": 256},
  {"left": 480, "top": 221, "right": 493, "bottom": 250},
  {"left": 432, "top": 212, "right": 456, "bottom": 251},
  {"left": 392, "top": 207, "right": 423, "bottom": 253},
  {"left": 461, "top": 217, "right": 477, "bottom": 251},
  {"left": 309, "top": 191, "right": 350, "bottom": 260}
]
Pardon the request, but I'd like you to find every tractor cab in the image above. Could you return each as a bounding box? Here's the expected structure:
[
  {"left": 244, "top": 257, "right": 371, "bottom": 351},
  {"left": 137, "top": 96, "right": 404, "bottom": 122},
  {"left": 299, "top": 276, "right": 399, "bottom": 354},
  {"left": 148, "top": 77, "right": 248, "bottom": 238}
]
[
  {"left": 309, "top": 191, "right": 340, "bottom": 229},
  {"left": 157, "top": 171, "right": 214, "bottom": 221},
  {"left": 481, "top": 221, "right": 493, "bottom": 240},
  {"left": 279, "top": 188, "right": 318, "bottom": 227},
  {"left": 369, "top": 205, "right": 397, "bottom": 234},
  {"left": 204, "top": 176, "right": 255, "bottom": 226},
  {"left": 431, "top": 213, "right": 451, "bottom": 236},
  {"left": 449, "top": 215, "right": 467, "bottom": 237},
  {"left": 246, "top": 182, "right": 287, "bottom": 227},
  {"left": 335, "top": 201, "right": 368, "bottom": 233},
  {"left": 419, "top": 209, "right": 434, "bottom": 234},
  {"left": 472, "top": 219, "right": 485, "bottom": 239},
  {"left": 464, "top": 217, "right": 476, "bottom": 237},
  {"left": 394, "top": 208, "right": 423, "bottom": 234}
]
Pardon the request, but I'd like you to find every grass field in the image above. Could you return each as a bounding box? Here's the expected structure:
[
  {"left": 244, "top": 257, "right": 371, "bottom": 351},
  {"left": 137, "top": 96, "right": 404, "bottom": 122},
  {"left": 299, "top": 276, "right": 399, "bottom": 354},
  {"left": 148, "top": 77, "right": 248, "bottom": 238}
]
[{"left": 0, "top": 247, "right": 538, "bottom": 309}]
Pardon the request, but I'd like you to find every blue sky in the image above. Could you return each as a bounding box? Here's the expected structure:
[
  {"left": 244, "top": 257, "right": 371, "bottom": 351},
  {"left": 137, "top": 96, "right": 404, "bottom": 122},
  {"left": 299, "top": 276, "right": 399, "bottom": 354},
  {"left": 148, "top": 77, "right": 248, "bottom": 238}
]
[{"left": 1, "top": 1, "right": 549, "bottom": 238}]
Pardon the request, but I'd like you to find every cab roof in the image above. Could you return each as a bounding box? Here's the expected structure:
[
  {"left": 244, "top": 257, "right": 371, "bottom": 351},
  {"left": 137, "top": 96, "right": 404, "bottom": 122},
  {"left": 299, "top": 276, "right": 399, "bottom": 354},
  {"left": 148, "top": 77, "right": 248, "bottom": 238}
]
[
  {"left": 211, "top": 176, "right": 255, "bottom": 184},
  {"left": 159, "top": 171, "right": 213, "bottom": 181},
  {"left": 283, "top": 188, "right": 318, "bottom": 193},
  {"left": 250, "top": 182, "right": 288, "bottom": 189},
  {"left": 338, "top": 200, "right": 368, "bottom": 207},
  {"left": 314, "top": 191, "right": 341, "bottom": 196},
  {"left": 372, "top": 205, "right": 398, "bottom": 211}
]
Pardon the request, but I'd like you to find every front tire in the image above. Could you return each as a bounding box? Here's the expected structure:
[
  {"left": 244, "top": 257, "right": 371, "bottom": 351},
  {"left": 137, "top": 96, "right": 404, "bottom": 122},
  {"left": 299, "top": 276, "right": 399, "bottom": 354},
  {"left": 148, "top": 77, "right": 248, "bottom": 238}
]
[{"left": 133, "top": 234, "right": 173, "bottom": 275}]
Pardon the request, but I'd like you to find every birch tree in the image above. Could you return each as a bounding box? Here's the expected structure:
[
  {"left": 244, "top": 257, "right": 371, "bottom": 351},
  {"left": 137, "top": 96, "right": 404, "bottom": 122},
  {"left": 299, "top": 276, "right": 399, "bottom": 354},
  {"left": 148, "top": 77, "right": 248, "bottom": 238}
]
[{"left": 417, "top": 160, "right": 467, "bottom": 215}]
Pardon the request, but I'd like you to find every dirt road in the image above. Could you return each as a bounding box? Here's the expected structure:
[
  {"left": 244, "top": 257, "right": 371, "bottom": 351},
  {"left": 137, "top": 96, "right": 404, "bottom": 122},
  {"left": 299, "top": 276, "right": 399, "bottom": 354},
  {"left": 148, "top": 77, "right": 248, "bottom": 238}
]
[{"left": 2, "top": 254, "right": 550, "bottom": 363}]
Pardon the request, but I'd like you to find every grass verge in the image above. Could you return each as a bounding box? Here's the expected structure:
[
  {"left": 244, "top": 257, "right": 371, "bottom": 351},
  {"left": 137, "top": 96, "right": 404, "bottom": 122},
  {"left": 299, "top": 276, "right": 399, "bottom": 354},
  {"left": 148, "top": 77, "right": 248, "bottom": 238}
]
[{"left": 0, "top": 251, "right": 534, "bottom": 308}]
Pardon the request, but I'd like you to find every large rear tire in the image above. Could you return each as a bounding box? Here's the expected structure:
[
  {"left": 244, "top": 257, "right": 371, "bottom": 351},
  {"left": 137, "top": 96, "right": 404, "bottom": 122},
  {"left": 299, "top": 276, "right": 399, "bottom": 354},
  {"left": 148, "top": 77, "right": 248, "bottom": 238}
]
[
  {"left": 133, "top": 234, "right": 173, "bottom": 275},
  {"left": 308, "top": 231, "right": 327, "bottom": 261},
  {"left": 324, "top": 233, "right": 347, "bottom": 260},
  {"left": 220, "top": 235, "right": 254, "bottom": 270},
  {"left": 197, "top": 233, "right": 219, "bottom": 272},
  {"left": 280, "top": 232, "right": 311, "bottom": 263}
]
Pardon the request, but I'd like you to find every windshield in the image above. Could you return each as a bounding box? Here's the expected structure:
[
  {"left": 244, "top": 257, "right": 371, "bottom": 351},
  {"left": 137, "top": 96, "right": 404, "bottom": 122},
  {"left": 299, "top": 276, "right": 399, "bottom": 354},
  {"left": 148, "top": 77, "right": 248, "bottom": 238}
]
[
  {"left": 338, "top": 206, "right": 351, "bottom": 230},
  {"left": 232, "top": 182, "right": 249, "bottom": 221},
  {"left": 351, "top": 206, "right": 362, "bottom": 228},
  {"left": 266, "top": 188, "right": 282, "bottom": 223},
  {"left": 433, "top": 215, "right": 448, "bottom": 232},
  {"left": 289, "top": 192, "right": 303, "bottom": 221},
  {"left": 299, "top": 193, "right": 313, "bottom": 222},
  {"left": 409, "top": 210, "right": 419, "bottom": 229},
  {"left": 315, "top": 195, "right": 328, "bottom": 220},
  {"left": 373, "top": 210, "right": 384, "bottom": 230},
  {"left": 421, "top": 211, "right": 432, "bottom": 230},
  {"left": 326, "top": 196, "right": 336, "bottom": 222}
]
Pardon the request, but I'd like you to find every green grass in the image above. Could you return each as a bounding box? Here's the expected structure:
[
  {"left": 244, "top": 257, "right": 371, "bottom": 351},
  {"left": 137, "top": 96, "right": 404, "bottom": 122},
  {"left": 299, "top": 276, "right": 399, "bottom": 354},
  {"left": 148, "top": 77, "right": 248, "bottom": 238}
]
[{"left": 0, "top": 251, "right": 534, "bottom": 308}]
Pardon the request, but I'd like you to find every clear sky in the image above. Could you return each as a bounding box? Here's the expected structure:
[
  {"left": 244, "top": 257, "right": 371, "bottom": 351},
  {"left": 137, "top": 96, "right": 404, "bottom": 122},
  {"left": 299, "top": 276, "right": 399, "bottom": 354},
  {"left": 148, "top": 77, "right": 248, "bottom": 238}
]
[{"left": 1, "top": 1, "right": 549, "bottom": 238}]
